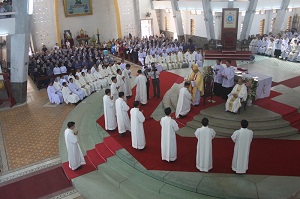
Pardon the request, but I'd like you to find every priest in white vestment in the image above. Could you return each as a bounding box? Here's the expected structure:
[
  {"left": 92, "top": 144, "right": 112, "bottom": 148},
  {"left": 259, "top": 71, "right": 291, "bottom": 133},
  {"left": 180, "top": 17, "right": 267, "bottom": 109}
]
[
  {"left": 87, "top": 69, "right": 101, "bottom": 91},
  {"left": 195, "top": 118, "right": 216, "bottom": 172},
  {"left": 160, "top": 107, "right": 179, "bottom": 162},
  {"left": 110, "top": 76, "right": 119, "bottom": 104},
  {"left": 134, "top": 70, "right": 147, "bottom": 105},
  {"left": 74, "top": 76, "right": 91, "bottom": 96},
  {"left": 115, "top": 92, "right": 131, "bottom": 136},
  {"left": 116, "top": 69, "right": 125, "bottom": 93},
  {"left": 225, "top": 78, "right": 247, "bottom": 113},
  {"left": 103, "top": 89, "right": 117, "bottom": 131},
  {"left": 123, "top": 64, "right": 132, "bottom": 97},
  {"left": 68, "top": 78, "right": 85, "bottom": 100},
  {"left": 64, "top": 121, "right": 86, "bottom": 170},
  {"left": 62, "top": 82, "right": 80, "bottom": 104},
  {"left": 231, "top": 120, "right": 253, "bottom": 174},
  {"left": 47, "top": 81, "right": 63, "bottom": 104},
  {"left": 175, "top": 82, "right": 192, "bottom": 118},
  {"left": 130, "top": 101, "right": 146, "bottom": 149}
]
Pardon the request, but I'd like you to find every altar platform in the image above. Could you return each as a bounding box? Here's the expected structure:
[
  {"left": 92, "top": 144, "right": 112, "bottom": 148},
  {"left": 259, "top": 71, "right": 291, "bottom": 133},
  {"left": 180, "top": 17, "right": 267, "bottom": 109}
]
[{"left": 204, "top": 50, "right": 252, "bottom": 60}]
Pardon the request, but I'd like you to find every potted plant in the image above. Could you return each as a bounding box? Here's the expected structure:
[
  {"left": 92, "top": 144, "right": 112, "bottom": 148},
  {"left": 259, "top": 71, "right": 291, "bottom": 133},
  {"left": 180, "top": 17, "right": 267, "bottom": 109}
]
[{"left": 245, "top": 78, "right": 259, "bottom": 106}]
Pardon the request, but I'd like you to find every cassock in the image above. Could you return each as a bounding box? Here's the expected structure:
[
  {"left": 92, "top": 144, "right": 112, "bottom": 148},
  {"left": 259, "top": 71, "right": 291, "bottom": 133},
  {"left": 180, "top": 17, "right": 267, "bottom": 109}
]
[
  {"left": 62, "top": 86, "right": 80, "bottom": 104},
  {"left": 134, "top": 74, "right": 147, "bottom": 105},
  {"left": 160, "top": 116, "right": 179, "bottom": 162},
  {"left": 188, "top": 65, "right": 204, "bottom": 106},
  {"left": 123, "top": 68, "right": 132, "bottom": 97},
  {"left": 130, "top": 107, "right": 146, "bottom": 149},
  {"left": 195, "top": 126, "right": 216, "bottom": 172},
  {"left": 115, "top": 98, "right": 131, "bottom": 134},
  {"left": 47, "top": 85, "right": 63, "bottom": 104},
  {"left": 103, "top": 95, "right": 117, "bottom": 130},
  {"left": 231, "top": 128, "right": 253, "bottom": 174},
  {"left": 64, "top": 128, "right": 86, "bottom": 170},
  {"left": 110, "top": 82, "right": 119, "bottom": 104},
  {"left": 175, "top": 87, "right": 192, "bottom": 118},
  {"left": 225, "top": 83, "right": 247, "bottom": 113}
]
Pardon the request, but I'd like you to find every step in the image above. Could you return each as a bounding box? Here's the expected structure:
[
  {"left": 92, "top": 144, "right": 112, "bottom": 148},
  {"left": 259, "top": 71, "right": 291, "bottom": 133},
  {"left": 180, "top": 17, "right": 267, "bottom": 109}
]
[
  {"left": 103, "top": 136, "right": 123, "bottom": 154},
  {"left": 284, "top": 112, "right": 300, "bottom": 125},
  {"left": 95, "top": 143, "right": 114, "bottom": 160},
  {"left": 160, "top": 184, "right": 215, "bottom": 199},
  {"left": 72, "top": 170, "right": 132, "bottom": 199},
  {"left": 189, "top": 116, "right": 290, "bottom": 131},
  {"left": 206, "top": 125, "right": 299, "bottom": 138},
  {"left": 86, "top": 148, "right": 106, "bottom": 168}
]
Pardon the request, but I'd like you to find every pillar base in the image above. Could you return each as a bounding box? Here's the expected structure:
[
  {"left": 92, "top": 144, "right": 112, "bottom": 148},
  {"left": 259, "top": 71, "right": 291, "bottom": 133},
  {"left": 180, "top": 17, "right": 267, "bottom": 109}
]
[{"left": 10, "top": 81, "right": 27, "bottom": 103}]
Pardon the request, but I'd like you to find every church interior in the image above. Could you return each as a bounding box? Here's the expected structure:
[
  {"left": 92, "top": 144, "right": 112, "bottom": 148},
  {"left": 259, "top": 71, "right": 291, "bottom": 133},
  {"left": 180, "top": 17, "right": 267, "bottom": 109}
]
[{"left": 1, "top": 0, "right": 300, "bottom": 198}]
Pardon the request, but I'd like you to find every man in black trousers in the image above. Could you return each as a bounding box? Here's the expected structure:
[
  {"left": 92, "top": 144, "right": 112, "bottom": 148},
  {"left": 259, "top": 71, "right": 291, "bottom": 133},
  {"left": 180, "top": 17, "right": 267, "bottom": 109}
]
[
  {"left": 149, "top": 62, "right": 161, "bottom": 98},
  {"left": 143, "top": 66, "right": 150, "bottom": 100}
]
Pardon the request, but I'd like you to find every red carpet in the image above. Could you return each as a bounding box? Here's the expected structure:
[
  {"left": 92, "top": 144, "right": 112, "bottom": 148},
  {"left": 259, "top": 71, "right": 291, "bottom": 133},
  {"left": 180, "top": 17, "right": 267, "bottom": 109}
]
[
  {"left": 279, "top": 76, "right": 300, "bottom": 88},
  {"left": 86, "top": 149, "right": 106, "bottom": 168},
  {"left": 62, "top": 156, "right": 97, "bottom": 180},
  {"left": 255, "top": 98, "right": 297, "bottom": 117},
  {"left": 0, "top": 167, "right": 71, "bottom": 199}
]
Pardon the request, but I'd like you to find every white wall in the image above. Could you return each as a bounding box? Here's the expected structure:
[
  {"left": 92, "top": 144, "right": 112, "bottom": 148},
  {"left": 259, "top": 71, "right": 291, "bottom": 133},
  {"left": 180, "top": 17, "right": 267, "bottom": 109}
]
[
  {"left": 139, "top": 0, "right": 160, "bottom": 35},
  {"left": 58, "top": 0, "right": 118, "bottom": 43},
  {"left": 118, "top": 0, "right": 138, "bottom": 37},
  {"left": 0, "top": 18, "right": 15, "bottom": 35}
]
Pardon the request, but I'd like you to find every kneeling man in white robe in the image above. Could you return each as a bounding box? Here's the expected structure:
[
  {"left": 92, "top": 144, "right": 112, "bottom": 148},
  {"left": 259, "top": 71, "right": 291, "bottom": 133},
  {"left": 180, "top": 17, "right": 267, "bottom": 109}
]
[
  {"left": 195, "top": 118, "right": 216, "bottom": 172},
  {"left": 62, "top": 82, "right": 80, "bottom": 104},
  {"left": 64, "top": 121, "right": 86, "bottom": 170},
  {"left": 231, "top": 119, "right": 253, "bottom": 174},
  {"left": 160, "top": 107, "right": 179, "bottom": 162},
  {"left": 130, "top": 101, "right": 146, "bottom": 149},
  {"left": 225, "top": 78, "right": 247, "bottom": 113},
  {"left": 175, "top": 82, "right": 192, "bottom": 118},
  {"left": 116, "top": 92, "right": 131, "bottom": 137},
  {"left": 103, "top": 89, "right": 117, "bottom": 131}
]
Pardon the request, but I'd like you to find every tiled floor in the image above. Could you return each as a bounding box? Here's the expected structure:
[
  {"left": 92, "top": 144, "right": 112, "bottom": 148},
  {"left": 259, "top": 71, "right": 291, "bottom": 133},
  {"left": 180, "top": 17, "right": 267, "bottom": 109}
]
[{"left": 0, "top": 57, "right": 141, "bottom": 171}]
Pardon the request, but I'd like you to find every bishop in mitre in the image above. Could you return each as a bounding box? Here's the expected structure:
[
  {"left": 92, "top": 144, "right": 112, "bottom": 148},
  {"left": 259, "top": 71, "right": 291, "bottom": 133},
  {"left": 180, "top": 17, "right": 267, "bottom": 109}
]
[
  {"left": 187, "top": 64, "right": 204, "bottom": 106},
  {"left": 64, "top": 121, "right": 86, "bottom": 170},
  {"left": 225, "top": 77, "right": 247, "bottom": 113}
]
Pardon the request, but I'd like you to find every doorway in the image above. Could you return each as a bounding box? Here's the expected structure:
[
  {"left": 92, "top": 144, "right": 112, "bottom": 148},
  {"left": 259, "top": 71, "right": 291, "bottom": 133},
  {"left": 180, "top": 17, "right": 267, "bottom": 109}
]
[{"left": 141, "top": 19, "right": 153, "bottom": 38}]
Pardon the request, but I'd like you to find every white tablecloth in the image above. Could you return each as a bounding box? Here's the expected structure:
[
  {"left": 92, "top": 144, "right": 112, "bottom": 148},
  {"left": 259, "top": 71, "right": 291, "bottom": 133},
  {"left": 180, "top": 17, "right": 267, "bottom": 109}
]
[{"left": 235, "top": 72, "right": 272, "bottom": 99}]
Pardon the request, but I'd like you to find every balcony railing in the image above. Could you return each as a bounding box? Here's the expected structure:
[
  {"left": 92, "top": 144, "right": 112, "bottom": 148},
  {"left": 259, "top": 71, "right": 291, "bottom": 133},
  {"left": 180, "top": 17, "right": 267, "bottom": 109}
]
[{"left": 0, "top": 12, "right": 15, "bottom": 18}]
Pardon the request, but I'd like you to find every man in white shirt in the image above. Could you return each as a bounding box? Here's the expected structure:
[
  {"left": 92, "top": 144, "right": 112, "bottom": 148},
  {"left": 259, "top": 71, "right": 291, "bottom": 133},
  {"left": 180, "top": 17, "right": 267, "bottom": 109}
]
[
  {"left": 195, "top": 118, "right": 216, "bottom": 172},
  {"left": 225, "top": 78, "right": 247, "bottom": 113},
  {"left": 103, "top": 89, "right": 117, "bottom": 131},
  {"left": 134, "top": 70, "right": 147, "bottom": 105},
  {"left": 149, "top": 63, "right": 161, "bottom": 98},
  {"left": 231, "top": 120, "right": 253, "bottom": 174},
  {"left": 175, "top": 82, "right": 192, "bottom": 118},
  {"left": 130, "top": 101, "right": 146, "bottom": 150},
  {"left": 221, "top": 60, "right": 235, "bottom": 100},
  {"left": 53, "top": 64, "right": 61, "bottom": 75},
  {"left": 160, "top": 107, "right": 179, "bottom": 162},
  {"left": 115, "top": 92, "right": 131, "bottom": 137},
  {"left": 64, "top": 121, "right": 86, "bottom": 170},
  {"left": 213, "top": 59, "right": 224, "bottom": 97}
]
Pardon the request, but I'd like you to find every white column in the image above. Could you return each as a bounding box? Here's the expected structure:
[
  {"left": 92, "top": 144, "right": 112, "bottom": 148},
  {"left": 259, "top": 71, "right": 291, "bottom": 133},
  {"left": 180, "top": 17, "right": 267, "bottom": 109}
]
[
  {"left": 272, "top": 0, "right": 291, "bottom": 34},
  {"left": 170, "top": 0, "right": 184, "bottom": 41},
  {"left": 240, "top": 0, "right": 258, "bottom": 40},
  {"left": 202, "top": 0, "right": 215, "bottom": 40}
]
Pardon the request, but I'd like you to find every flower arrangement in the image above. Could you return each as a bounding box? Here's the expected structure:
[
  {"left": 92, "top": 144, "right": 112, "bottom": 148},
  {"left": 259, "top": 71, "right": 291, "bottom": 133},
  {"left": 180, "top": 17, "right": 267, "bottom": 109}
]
[
  {"left": 203, "top": 66, "right": 214, "bottom": 77},
  {"left": 89, "top": 35, "right": 97, "bottom": 45},
  {"left": 245, "top": 78, "right": 259, "bottom": 100}
]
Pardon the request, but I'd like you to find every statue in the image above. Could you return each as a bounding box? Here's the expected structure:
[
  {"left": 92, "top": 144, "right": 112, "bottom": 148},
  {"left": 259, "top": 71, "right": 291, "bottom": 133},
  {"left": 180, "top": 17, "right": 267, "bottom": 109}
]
[{"left": 80, "top": 29, "right": 84, "bottom": 36}]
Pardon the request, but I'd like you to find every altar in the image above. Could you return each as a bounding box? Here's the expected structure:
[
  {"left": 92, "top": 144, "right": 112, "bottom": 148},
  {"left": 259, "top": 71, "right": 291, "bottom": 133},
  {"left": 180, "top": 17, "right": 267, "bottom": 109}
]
[{"left": 235, "top": 71, "right": 272, "bottom": 99}]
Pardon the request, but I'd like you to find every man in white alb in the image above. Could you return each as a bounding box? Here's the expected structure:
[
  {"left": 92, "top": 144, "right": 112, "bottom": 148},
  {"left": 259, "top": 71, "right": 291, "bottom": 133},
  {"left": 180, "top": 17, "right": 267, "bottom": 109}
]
[
  {"left": 213, "top": 59, "right": 224, "bottom": 97},
  {"left": 130, "top": 101, "right": 146, "bottom": 149},
  {"left": 160, "top": 107, "right": 179, "bottom": 162},
  {"left": 134, "top": 70, "right": 147, "bottom": 105},
  {"left": 115, "top": 92, "right": 131, "bottom": 137},
  {"left": 110, "top": 76, "right": 119, "bottom": 104},
  {"left": 62, "top": 82, "right": 80, "bottom": 104},
  {"left": 64, "top": 121, "right": 86, "bottom": 170},
  {"left": 221, "top": 60, "right": 235, "bottom": 100},
  {"left": 195, "top": 117, "right": 216, "bottom": 172},
  {"left": 225, "top": 77, "right": 247, "bottom": 113},
  {"left": 103, "top": 89, "right": 117, "bottom": 131},
  {"left": 231, "top": 119, "right": 253, "bottom": 174},
  {"left": 123, "top": 64, "right": 132, "bottom": 97},
  {"left": 175, "top": 82, "right": 192, "bottom": 118},
  {"left": 116, "top": 69, "right": 125, "bottom": 93}
]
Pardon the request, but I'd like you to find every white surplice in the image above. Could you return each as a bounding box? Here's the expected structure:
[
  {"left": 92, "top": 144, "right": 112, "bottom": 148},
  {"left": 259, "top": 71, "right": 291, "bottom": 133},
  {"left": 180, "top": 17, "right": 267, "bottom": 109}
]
[
  {"left": 64, "top": 128, "right": 86, "bottom": 170},
  {"left": 195, "top": 126, "right": 216, "bottom": 172},
  {"left": 130, "top": 107, "right": 146, "bottom": 149},
  {"left": 62, "top": 86, "right": 80, "bottom": 104},
  {"left": 231, "top": 128, "right": 253, "bottom": 174},
  {"left": 225, "top": 83, "right": 247, "bottom": 113},
  {"left": 115, "top": 98, "right": 131, "bottom": 134},
  {"left": 175, "top": 87, "right": 192, "bottom": 118},
  {"left": 160, "top": 116, "right": 179, "bottom": 161},
  {"left": 123, "top": 68, "right": 132, "bottom": 97},
  {"left": 103, "top": 95, "right": 117, "bottom": 130},
  {"left": 47, "top": 85, "right": 62, "bottom": 104},
  {"left": 134, "top": 75, "right": 147, "bottom": 104}
]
